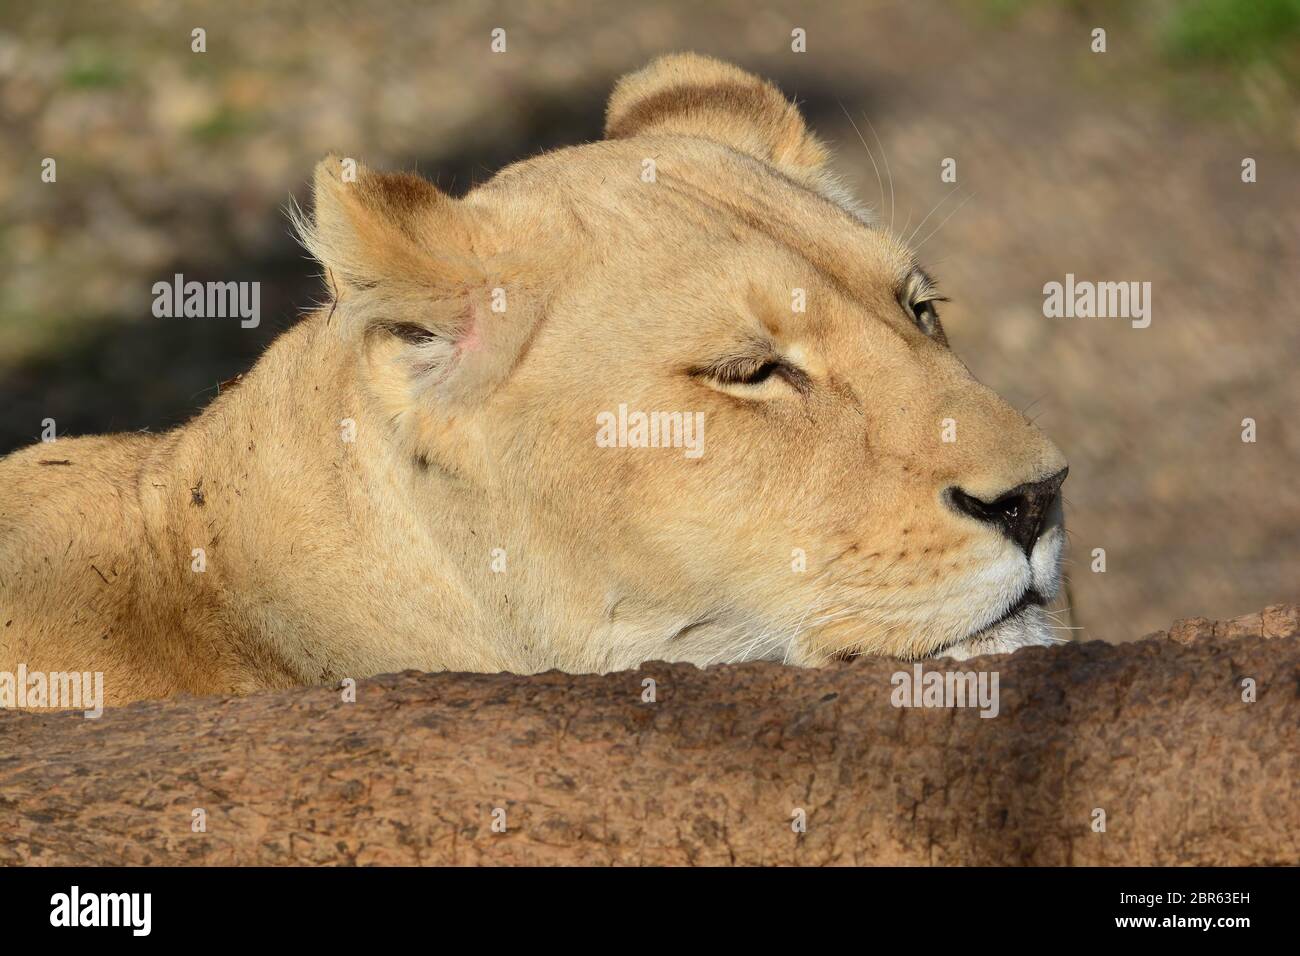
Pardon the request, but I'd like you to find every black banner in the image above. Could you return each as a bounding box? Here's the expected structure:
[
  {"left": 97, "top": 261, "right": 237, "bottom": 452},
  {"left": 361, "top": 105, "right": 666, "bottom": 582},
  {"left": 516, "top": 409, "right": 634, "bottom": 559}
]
[{"left": 0, "top": 866, "right": 1285, "bottom": 942}]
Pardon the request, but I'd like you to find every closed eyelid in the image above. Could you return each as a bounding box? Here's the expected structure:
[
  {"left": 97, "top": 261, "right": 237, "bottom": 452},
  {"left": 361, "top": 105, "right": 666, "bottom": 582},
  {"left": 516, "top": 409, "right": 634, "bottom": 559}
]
[
  {"left": 690, "top": 351, "right": 812, "bottom": 394},
  {"left": 690, "top": 357, "right": 770, "bottom": 386},
  {"left": 689, "top": 338, "right": 777, "bottom": 376}
]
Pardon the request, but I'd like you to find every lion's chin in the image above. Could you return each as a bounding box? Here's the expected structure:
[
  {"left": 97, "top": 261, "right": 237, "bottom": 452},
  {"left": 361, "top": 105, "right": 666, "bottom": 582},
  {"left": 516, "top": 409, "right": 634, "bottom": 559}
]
[{"left": 935, "top": 603, "right": 1066, "bottom": 661}]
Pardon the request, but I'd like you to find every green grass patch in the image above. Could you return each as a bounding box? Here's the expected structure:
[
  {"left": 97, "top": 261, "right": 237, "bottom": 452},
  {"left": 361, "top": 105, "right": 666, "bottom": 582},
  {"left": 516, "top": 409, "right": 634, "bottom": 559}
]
[
  {"left": 62, "top": 41, "right": 128, "bottom": 89},
  {"left": 1163, "top": 0, "right": 1300, "bottom": 66}
]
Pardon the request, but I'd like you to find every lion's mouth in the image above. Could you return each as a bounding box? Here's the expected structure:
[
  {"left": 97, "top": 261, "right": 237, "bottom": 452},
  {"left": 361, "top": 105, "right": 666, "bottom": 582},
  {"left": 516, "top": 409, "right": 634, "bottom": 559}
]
[
  {"left": 978, "top": 587, "right": 1045, "bottom": 635},
  {"left": 830, "top": 588, "right": 1049, "bottom": 662},
  {"left": 934, "top": 587, "right": 1046, "bottom": 656},
  {"left": 931, "top": 587, "right": 1066, "bottom": 661}
]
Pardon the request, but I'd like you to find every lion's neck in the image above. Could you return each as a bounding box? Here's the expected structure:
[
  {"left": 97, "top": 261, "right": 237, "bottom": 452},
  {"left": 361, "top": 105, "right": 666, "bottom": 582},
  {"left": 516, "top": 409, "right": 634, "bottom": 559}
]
[{"left": 140, "top": 315, "right": 499, "bottom": 685}]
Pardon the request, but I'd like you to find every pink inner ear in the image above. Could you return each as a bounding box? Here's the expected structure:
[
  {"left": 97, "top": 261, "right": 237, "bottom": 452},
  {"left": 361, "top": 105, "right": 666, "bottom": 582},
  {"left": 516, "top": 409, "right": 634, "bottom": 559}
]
[
  {"left": 453, "top": 295, "right": 484, "bottom": 356},
  {"left": 459, "top": 320, "right": 482, "bottom": 352}
]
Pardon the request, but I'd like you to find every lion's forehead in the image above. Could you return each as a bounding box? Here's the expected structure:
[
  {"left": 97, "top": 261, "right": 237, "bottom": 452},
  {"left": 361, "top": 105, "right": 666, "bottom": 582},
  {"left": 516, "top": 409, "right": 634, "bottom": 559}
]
[{"left": 475, "top": 137, "right": 917, "bottom": 295}]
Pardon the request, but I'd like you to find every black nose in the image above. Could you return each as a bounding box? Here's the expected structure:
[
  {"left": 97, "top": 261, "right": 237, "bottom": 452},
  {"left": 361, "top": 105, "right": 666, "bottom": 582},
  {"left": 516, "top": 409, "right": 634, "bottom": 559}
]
[{"left": 947, "top": 467, "right": 1068, "bottom": 557}]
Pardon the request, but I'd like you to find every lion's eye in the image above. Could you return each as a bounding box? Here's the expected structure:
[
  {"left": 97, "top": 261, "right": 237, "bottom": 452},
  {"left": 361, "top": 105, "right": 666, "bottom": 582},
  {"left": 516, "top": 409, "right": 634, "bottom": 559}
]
[
  {"left": 695, "top": 354, "right": 810, "bottom": 396},
  {"left": 911, "top": 299, "right": 941, "bottom": 336},
  {"left": 718, "top": 358, "right": 783, "bottom": 386}
]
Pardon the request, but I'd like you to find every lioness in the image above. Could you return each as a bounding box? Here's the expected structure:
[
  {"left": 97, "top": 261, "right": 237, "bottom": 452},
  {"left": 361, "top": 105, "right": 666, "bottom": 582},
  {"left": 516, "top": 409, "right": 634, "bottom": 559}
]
[{"left": 0, "top": 55, "right": 1068, "bottom": 707}]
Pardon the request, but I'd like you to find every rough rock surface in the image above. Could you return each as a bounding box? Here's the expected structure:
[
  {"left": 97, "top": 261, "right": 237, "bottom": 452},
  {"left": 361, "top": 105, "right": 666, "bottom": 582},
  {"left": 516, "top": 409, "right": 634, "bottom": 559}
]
[{"left": 2, "top": 606, "right": 1296, "bottom": 866}]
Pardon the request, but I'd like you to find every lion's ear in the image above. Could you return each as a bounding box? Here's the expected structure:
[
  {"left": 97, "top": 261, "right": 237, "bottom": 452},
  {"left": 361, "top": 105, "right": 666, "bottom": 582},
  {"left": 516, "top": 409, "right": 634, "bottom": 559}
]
[
  {"left": 604, "top": 53, "right": 830, "bottom": 177},
  {"left": 297, "top": 157, "right": 535, "bottom": 407},
  {"left": 296, "top": 155, "right": 479, "bottom": 295}
]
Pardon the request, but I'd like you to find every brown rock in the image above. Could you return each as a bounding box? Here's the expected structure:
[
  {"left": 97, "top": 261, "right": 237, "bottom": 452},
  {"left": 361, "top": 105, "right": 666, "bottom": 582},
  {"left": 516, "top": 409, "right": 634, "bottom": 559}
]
[
  {"left": 1164, "top": 604, "right": 1300, "bottom": 645},
  {"left": 1215, "top": 613, "right": 1261, "bottom": 639},
  {"left": 1263, "top": 604, "right": 1300, "bottom": 639},
  {"left": 1166, "top": 616, "right": 1214, "bottom": 645},
  {"left": 1, "top": 607, "right": 1297, "bottom": 866}
]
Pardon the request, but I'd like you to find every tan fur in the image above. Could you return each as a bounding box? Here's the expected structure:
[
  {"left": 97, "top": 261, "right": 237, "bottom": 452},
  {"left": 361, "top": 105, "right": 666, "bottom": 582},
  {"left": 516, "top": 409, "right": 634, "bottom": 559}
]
[{"left": 0, "top": 55, "right": 1067, "bottom": 707}]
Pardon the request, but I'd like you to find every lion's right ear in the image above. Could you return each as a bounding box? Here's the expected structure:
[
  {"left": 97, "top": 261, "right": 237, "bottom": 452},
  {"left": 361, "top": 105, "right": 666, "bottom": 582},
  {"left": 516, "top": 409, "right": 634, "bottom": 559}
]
[
  {"left": 604, "top": 54, "right": 831, "bottom": 180},
  {"left": 294, "top": 155, "right": 479, "bottom": 296}
]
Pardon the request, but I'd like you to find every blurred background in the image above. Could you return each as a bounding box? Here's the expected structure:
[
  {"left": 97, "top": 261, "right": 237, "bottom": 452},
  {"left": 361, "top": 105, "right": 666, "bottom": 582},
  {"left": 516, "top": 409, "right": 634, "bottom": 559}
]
[{"left": 1, "top": 0, "right": 1297, "bottom": 642}]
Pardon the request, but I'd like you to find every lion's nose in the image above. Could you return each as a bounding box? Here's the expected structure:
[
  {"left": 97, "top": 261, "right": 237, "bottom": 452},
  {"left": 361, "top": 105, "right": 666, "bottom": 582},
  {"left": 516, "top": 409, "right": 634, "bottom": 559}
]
[{"left": 947, "top": 467, "right": 1068, "bottom": 557}]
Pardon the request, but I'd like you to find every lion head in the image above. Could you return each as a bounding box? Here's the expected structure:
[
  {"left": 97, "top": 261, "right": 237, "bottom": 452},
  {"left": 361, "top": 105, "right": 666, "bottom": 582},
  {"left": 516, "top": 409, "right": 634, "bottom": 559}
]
[{"left": 295, "top": 53, "right": 1068, "bottom": 671}]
